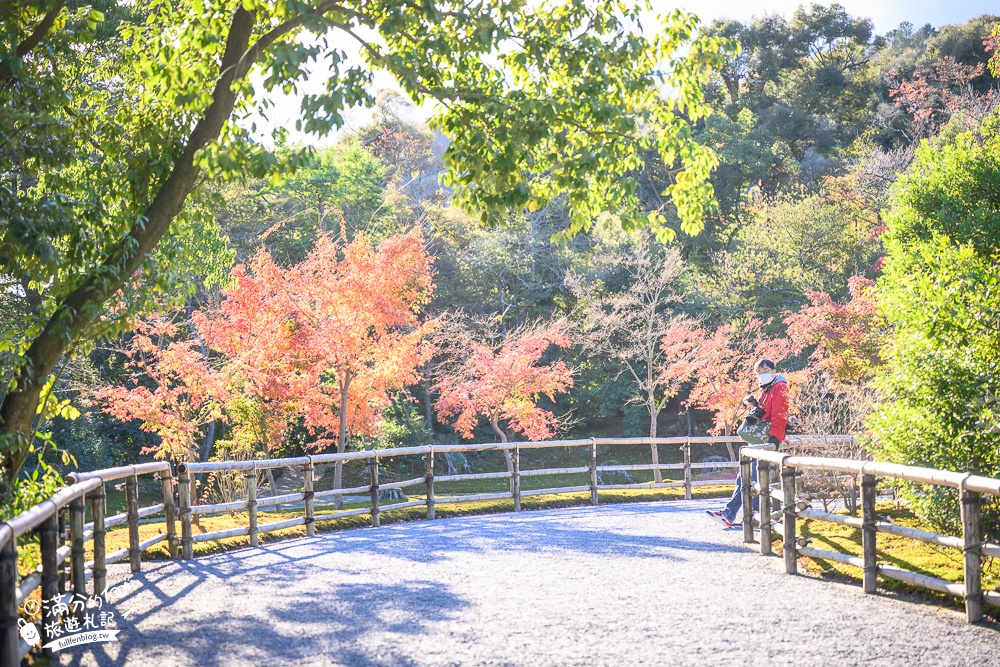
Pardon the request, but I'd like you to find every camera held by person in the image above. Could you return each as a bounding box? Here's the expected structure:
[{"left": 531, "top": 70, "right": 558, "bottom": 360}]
[{"left": 741, "top": 394, "right": 765, "bottom": 424}]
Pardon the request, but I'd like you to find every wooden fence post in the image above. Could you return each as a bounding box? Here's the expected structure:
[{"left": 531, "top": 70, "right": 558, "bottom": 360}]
[
  {"left": 69, "top": 495, "right": 85, "bottom": 611},
  {"left": 683, "top": 439, "right": 692, "bottom": 500},
  {"left": 0, "top": 535, "right": 17, "bottom": 667},
  {"left": 58, "top": 509, "right": 68, "bottom": 593},
  {"left": 159, "top": 468, "right": 177, "bottom": 559},
  {"left": 425, "top": 450, "right": 436, "bottom": 520},
  {"left": 369, "top": 457, "right": 380, "bottom": 528},
  {"left": 40, "top": 513, "right": 59, "bottom": 658},
  {"left": 741, "top": 454, "right": 754, "bottom": 544},
  {"left": 512, "top": 445, "right": 521, "bottom": 512},
  {"left": 125, "top": 473, "right": 141, "bottom": 573},
  {"left": 961, "top": 485, "right": 983, "bottom": 623},
  {"left": 589, "top": 438, "right": 598, "bottom": 507},
  {"left": 247, "top": 469, "right": 259, "bottom": 547},
  {"left": 89, "top": 484, "right": 106, "bottom": 595},
  {"left": 861, "top": 473, "right": 877, "bottom": 594},
  {"left": 177, "top": 463, "right": 193, "bottom": 560},
  {"left": 782, "top": 464, "right": 797, "bottom": 574},
  {"left": 304, "top": 459, "right": 315, "bottom": 538},
  {"left": 759, "top": 462, "right": 772, "bottom": 555}
]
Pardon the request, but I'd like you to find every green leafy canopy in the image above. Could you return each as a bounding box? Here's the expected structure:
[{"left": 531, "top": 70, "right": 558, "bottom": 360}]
[{"left": 0, "top": 0, "right": 733, "bottom": 486}]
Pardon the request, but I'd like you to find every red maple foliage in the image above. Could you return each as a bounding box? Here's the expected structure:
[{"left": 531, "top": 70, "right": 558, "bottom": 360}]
[
  {"left": 99, "top": 231, "right": 435, "bottom": 502},
  {"left": 195, "top": 229, "right": 435, "bottom": 458},
  {"left": 434, "top": 320, "right": 574, "bottom": 444},
  {"left": 783, "top": 276, "right": 885, "bottom": 387},
  {"left": 97, "top": 316, "right": 229, "bottom": 461},
  {"left": 656, "top": 324, "right": 709, "bottom": 400},
  {"left": 886, "top": 56, "right": 996, "bottom": 133}
]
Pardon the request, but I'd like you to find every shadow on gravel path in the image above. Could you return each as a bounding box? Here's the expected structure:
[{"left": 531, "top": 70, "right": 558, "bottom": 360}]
[{"left": 55, "top": 500, "right": 1000, "bottom": 667}]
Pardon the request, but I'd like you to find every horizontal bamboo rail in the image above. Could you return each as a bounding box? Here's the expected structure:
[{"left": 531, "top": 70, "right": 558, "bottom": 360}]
[
  {"left": 436, "top": 491, "right": 513, "bottom": 503},
  {"left": 256, "top": 492, "right": 306, "bottom": 508},
  {"left": 740, "top": 446, "right": 1000, "bottom": 624},
  {"left": 798, "top": 546, "right": 865, "bottom": 569},
  {"left": 521, "top": 485, "right": 593, "bottom": 497},
  {"left": 598, "top": 481, "right": 685, "bottom": 490},
  {"left": 0, "top": 462, "right": 176, "bottom": 664},
  {"left": 435, "top": 471, "right": 512, "bottom": 483},
  {"left": 191, "top": 526, "right": 250, "bottom": 544},
  {"left": 379, "top": 477, "right": 425, "bottom": 491},
  {"left": 380, "top": 500, "right": 426, "bottom": 512},
  {"left": 313, "top": 484, "right": 371, "bottom": 498},
  {"left": 519, "top": 467, "right": 589, "bottom": 477},
  {"left": 192, "top": 499, "right": 247, "bottom": 515}
]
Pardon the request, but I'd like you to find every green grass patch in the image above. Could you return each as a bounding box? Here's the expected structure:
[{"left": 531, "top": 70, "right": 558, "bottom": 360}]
[{"left": 772, "top": 502, "right": 1000, "bottom": 619}]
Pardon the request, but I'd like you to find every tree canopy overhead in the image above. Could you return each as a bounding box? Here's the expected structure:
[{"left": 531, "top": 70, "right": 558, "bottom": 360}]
[{"left": 0, "top": 0, "right": 734, "bottom": 489}]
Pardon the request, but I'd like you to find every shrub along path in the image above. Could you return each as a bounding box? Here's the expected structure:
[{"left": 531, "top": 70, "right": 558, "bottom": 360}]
[{"left": 60, "top": 500, "right": 999, "bottom": 666}]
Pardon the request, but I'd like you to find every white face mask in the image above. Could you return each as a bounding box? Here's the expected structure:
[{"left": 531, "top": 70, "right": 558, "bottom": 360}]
[{"left": 757, "top": 372, "right": 775, "bottom": 386}]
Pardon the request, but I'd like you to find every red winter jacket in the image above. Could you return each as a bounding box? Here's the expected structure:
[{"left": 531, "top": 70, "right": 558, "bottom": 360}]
[{"left": 758, "top": 375, "right": 789, "bottom": 443}]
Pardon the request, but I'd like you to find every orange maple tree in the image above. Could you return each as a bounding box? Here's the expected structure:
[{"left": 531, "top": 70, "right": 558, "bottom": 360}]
[
  {"left": 655, "top": 322, "right": 711, "bottom": 410},
  {"left": 102, "top": 230, "right": 435, "bottom": 491},
  {"left": 195, "top": 229, "right": 434, "bottom": 504},
  {"left": 434, "top": 320, "right": 574, "bottom": 466},
  {"left": 97, "top": 316, "right": 229, "bottom": 461}
]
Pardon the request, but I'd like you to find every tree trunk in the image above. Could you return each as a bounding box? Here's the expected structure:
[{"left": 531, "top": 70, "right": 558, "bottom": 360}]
[
  {"left": 195, "top": 420, "right": 217, "bottom": 486},
  {"left": 334, "top": 373, "right": 352, "bottom": 511},
  {"left": 442, "top": 453, "right": 458, "bottom": 475},
  {"left": 491, "top": 419, "right": 512, "bottom": 472},
  {"left": 490, "top": 419, "right": 514, "bottom": 497},
  {"left": 0, "top": 6, "right": 258, "bottom": 486},
  {"left": 201, "top": 421, "right": 216, "bottom": 462},
  {"left": 423, "top": 378, "right": 435, "bottom": 438},
  {"left": 194, "top": 308, "right": 217, "bottom": 485},
  {"left": 723, "top": 74, "right": 740, "bottom": 113},
  {"left": 649, "top": 398, "right": 662, "bottom": 484},
  {"left": 724, "top": 423, "right": 735, "bottom": 462},
  {"left": 399, "top": 391, "right": 413, "bottom": 430}
]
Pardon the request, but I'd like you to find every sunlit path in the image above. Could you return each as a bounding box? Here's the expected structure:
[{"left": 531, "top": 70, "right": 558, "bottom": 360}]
[{"left": 57, "top": 500, "right": 1000, "bottom": 666}]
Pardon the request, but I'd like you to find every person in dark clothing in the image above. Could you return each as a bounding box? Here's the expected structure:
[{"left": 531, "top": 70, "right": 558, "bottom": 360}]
[{"left": 708, "top": 359, "right": 789, "bottom": 527}]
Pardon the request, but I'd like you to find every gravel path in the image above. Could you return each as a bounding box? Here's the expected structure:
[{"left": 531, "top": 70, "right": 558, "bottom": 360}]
[{"left": 57, "top": 499, "right": 1000, "bottom": 666}]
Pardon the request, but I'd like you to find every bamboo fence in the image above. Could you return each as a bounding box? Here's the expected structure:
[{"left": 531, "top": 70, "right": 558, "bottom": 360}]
[
  {"left": 740, "top": 446, "right": 1000, "bottom": 625},
  {"left": 9, "top": 436, "right": 960, "bottom": 667}
]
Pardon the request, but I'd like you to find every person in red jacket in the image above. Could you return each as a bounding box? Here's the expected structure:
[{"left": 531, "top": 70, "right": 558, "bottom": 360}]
[
  {"left": 708, "top": 359, "right": 789, "bottom": 527},
  {"left": 755, "top": 359, "right": 789, "bottom": 445}
]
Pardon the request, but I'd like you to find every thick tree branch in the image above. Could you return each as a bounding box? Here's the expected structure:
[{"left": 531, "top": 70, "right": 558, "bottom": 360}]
[
  {"left": 233, "top": 0, "right": 346, "bottom": 80},
  {"left": 0, "top": 1, "right": 66, "bottom": 84},
  {"left": 0, "top": 5, "right": 258, "bottom": 477}
]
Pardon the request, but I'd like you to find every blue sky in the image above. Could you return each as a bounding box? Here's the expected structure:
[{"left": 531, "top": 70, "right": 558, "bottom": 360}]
[{"left": 251, "top": 1, "right": 998, "bottom": 147}]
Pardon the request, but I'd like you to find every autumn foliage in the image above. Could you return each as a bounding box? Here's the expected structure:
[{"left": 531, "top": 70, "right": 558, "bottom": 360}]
[
  {"left": 99, "top": 230, "right": 434, "bottom": 465},
  {"left": 434, "top": 320, "right": 574, "bottom": 443},
  {"left": 97, "top": 317, "right": 228, "bottom": 461},
  {"left": 687, "top": 319, "right": 791, "bottom": 437},
  {"left": 196, "top": 229, "right": 433, "bottom": 454},
  {"left": 783, "top": 276, "right": 885, "bottom": 387}
]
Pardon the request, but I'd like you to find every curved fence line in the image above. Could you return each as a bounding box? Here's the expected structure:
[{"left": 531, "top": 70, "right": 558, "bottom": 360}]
[
  {"left": 740, "top": 446, "right": 1000, "bottom": 626},
  {"left": 0, "top": 434, "right": 847, "bottom": 664}
]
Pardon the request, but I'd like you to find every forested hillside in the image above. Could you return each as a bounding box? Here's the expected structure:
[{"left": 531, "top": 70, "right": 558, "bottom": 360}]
[{"left": 3, "top": 3, "right": 999, "bottom": 535}]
